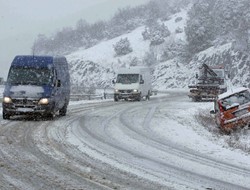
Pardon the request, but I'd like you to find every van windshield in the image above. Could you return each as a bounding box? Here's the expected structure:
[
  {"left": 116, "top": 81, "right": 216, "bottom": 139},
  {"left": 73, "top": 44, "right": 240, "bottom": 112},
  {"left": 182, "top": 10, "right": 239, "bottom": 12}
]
[
  {"left": 220, "top": 90, "right": 250, "bottom": 110},
  {"left": 7, "top": 67, "right": 53, "bottom": 85},
  {"left": 116, "top": 74, "right": 139, "bottom": 84}
]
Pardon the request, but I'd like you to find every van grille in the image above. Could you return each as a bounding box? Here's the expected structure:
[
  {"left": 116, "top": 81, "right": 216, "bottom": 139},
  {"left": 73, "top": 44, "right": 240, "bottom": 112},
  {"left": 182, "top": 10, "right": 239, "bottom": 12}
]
[
  {"left": 119, "top": 90, "right": 133, "bottom": 93},
  {"left": 12, "top": 99, "right": 39, "bottom": 107}
]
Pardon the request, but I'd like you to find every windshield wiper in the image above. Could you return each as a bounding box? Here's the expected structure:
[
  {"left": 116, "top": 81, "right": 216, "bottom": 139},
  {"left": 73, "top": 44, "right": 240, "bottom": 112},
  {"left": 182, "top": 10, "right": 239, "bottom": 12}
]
[{"left": 22, "top": 81, "right": 39, "bottom": 85}]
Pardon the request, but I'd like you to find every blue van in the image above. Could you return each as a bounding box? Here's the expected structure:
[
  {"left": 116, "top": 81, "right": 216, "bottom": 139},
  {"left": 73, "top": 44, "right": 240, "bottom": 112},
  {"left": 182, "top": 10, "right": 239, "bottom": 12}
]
[{"left": 2, "top": 55, "right": 70, "bottom": 119}]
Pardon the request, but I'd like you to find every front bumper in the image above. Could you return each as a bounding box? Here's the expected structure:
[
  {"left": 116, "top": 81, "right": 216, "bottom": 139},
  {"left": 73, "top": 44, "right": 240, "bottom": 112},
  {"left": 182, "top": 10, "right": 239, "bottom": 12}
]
[
  {"left": 2, "top": 98, "right": 55, "bottom": 116},
  {"left": 114, "top": 92, "right": 140, "bottom": 99}
]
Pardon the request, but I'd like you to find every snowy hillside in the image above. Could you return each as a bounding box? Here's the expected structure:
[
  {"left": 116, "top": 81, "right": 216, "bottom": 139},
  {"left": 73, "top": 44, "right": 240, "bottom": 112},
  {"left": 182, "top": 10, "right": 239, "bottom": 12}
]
[
  {"left": 66, "top": 8, "right": 189, "bottom": 90},
  {"left": 188, "top": 43, "right": 250, "bottom": 89},
  {"left": 67, "top": 26, "right": 150, "bottom": 87},
  {"left": 67, "top": 4, "right": 250, "bottom": 91}
]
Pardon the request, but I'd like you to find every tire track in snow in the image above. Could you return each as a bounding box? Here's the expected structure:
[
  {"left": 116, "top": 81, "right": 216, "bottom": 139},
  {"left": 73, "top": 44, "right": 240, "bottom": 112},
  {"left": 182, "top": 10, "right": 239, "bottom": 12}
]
[
  {"left": 119, "top": 97, "right": 250, "bottom": 189},
  {"left": 0, "top": 103, "right": 121, "bottom": 190},
  {"left": 69, "top": 102, "right": 166, "bottom": 190},
  {"left": 76, "top": 93, "right": 250, "bottom": 189},
  {"left": 117, "top": 104, "right": 249, "bottom": 190},
  {"left": 1, "top": 93, "right": 250, "bottom": 189}
]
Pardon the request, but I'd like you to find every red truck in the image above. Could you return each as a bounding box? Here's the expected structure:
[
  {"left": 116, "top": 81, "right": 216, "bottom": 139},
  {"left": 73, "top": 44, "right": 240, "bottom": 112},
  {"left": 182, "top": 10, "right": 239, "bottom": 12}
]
[{"left": 210, "top": 87, "right": 250, "bottom": 133}]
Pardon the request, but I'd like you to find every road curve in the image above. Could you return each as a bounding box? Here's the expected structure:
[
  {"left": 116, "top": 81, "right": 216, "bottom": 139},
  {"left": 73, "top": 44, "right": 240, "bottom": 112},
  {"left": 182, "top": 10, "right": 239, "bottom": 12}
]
[{"left": 0, "top": 92, "right": 250, "bottom": 189}]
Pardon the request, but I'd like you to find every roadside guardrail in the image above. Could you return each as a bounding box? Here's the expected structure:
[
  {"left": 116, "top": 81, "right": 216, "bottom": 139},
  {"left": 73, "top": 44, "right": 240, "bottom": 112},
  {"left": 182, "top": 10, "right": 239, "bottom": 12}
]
[
  {"left": 70, "top": 89, "right": 158, "bottom": 101},
  {"left": 70, "top": 93, "right": 114, "bottom": 101}
]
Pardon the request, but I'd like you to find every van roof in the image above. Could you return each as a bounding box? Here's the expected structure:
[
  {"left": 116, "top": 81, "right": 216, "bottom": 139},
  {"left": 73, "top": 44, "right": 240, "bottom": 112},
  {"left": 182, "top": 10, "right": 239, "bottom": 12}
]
[
  {"left": 117, "top": 67, "right": 150, "bottom": 74},
  {"left": 11, "top": 55, "right": 63, "bottom": 67}
]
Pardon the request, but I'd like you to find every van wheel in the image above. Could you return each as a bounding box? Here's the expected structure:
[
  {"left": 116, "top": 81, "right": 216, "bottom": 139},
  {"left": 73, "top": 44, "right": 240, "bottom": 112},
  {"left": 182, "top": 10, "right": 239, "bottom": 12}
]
[
  {"left": 146, "top": 91, "right": 150, "bottom": 100},
  {"left": 137, "top": 94, "right": 141, "bottom": 101},
  {"left": 59, "top": 104, "right": 67, "bottom": 116},
  {"left": 192, "top": 96, "right": 201, "bottom": 102},
  {"left": 3, "top": 112, "right": 10, "bottom": 120},
  {"left": 114, "top": 96, "right": 119, "bottom": 102},
  {"left": 46, "top": 113, "right": 55, "bottom": 120}
]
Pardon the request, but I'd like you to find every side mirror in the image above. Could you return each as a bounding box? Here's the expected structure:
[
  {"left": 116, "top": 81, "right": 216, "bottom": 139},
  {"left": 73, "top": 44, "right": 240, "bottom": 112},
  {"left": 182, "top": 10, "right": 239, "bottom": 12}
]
[
  {"left": 195, "top": 73, "right": 198, "bottom": 79},
  {"left": 210, "top": 110, "right": 217, "bottom": 114},
  {"left": 112, "top": 79, "right": 116, "bottom": 84},
  {"left": 56, "top": 79, "right": 61, "bottom": 87},
  {"left": 140, "top": 79, "right": 144, "bottom": 84}
]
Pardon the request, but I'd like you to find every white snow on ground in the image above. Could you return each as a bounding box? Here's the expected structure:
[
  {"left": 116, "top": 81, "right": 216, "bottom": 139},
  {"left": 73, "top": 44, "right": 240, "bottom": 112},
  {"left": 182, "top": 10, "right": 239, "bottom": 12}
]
[
  {"left": 66, "top": 90, "right": 250, "bottom": 188},
  {"left": 153, "top": 100, "right": 250, "bottom": 166},
  {"left": 1, "top": 87, "right": 250, "bottom": 188}
]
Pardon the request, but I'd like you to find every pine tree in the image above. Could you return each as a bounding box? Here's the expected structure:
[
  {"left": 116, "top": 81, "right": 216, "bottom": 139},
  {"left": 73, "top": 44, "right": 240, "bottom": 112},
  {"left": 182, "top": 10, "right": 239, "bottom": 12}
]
[
  {"left": 113, "top": 38, "right": 133, "bottom": 56},
  {"left": 142, "top": 21, "right": 171, "bottom": 46}
]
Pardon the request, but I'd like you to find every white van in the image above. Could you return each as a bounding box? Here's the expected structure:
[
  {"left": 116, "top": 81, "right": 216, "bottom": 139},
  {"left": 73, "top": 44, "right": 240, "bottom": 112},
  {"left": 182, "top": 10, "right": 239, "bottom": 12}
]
[{"left": 113, "top": 67, "right": 152, "bottom": 101}]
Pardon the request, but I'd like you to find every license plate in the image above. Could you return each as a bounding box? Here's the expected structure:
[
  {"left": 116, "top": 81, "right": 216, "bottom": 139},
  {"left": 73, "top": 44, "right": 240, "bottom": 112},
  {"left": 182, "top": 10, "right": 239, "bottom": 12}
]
[{"left": 17, "top": 108, "right": 33, "bottom": 112}]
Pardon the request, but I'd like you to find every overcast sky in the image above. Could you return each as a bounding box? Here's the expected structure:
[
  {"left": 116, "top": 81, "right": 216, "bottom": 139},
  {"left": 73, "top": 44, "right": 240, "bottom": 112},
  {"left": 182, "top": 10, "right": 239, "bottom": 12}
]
[{"left": 0, "top": 0, "right": 149, "bottom": 79}]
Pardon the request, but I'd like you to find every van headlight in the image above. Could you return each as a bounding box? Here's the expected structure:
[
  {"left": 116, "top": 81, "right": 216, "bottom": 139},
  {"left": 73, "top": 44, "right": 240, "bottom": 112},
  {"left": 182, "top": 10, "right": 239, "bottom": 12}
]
[
  {"left": 133, "top": 89, "right": 138, "bottom": 93},
  {"left": 3, "top": 97, "right": 12, "bottom": 103},
  {"left": 38, "top": 98, "right": 49, "bottom": 105},
  {"left": 115, "top": 89, "right": 119, "bottom": 93}
]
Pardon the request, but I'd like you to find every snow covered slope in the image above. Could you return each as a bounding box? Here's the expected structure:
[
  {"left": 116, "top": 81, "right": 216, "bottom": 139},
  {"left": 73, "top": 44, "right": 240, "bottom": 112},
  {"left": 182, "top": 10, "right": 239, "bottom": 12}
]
[
  {"left": 67, "top": 5, "right": 250, "bottom": 91},
  {"left": 66, "top": 8, "right": 189, "bottom": 90}
]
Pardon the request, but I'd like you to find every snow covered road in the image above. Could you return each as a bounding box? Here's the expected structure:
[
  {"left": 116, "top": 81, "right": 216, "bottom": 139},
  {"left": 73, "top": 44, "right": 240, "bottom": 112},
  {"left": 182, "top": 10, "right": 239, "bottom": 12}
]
[{"left": 1, "top": 91, "right": 250, "bottom": 190}]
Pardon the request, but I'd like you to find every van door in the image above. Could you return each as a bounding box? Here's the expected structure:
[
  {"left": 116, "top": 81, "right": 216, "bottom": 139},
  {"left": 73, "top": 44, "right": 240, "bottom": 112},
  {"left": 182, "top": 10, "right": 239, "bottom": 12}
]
[
  {"left": 53, "top": 69, "right": 64, "bottom": 110},
  {"left": 139, "top": 74, "right": 146, "bottom": 97}
]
